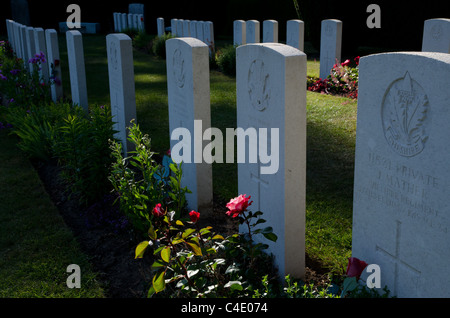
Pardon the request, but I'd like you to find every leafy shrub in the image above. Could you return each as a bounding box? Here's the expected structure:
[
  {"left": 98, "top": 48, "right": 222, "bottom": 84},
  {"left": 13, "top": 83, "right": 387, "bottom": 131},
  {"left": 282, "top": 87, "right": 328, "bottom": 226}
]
[
  {"left": 133, "top": 31, "right": 154, "bottom": 53},
  {"left": 215, "top": 44, "right": 237, "bottom": 77},
  {"left": 109, "top": 122, "right": 190, "bottom": 234},
  {"left": 152, "top": 33, "right": 175, "bottom": 59}
]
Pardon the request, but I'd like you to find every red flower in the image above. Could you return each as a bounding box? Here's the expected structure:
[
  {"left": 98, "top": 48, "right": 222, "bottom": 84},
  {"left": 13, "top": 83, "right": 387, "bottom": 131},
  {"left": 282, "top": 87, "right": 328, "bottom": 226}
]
[
  {"left": 354, "top": 56, "right": 360, "bottom": 66},
  {"left": 54, "top": 59, "right": 60, "bottom": 66},
  {"left": 152, "top": 203, "right": 165, "bottom": 217},
  {"left": 226, "top": 194, "right": 253, "bottom": 218},
  {"left": 189, "top": 210, "right": 200, "bottom": 223},
  {"left": 346, "top": 257, "right": 368, "bottom": 280},
  {"left": 341, "top": 59, "right": 350, "bottom": 67},
  {"left": 141, "top": 17, "right": 144, "bottom": 21}
]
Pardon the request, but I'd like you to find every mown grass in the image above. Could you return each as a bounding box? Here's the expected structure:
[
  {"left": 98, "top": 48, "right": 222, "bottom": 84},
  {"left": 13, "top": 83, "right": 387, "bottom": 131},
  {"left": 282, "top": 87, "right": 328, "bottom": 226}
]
[{"left": 0, "top": 130, "right": 105, "bottom": 297}]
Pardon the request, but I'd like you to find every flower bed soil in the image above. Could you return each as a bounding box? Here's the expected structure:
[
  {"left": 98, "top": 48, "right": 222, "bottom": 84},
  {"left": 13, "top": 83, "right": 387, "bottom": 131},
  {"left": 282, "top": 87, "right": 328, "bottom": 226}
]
[{"left": 34, "top": 160, "right": 332, "bottom": 298}]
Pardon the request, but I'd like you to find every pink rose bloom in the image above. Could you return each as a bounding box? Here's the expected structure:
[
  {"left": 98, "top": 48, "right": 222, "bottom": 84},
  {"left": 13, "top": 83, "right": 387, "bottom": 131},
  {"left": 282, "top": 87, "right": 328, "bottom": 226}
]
[
  {"left": 152, "top": 203, "right": 165, "bottom": 217},
  {"left": 226, "top": 194, "right": 253, "bottom": 218},
  {"left": 341, "top": 59, "right": 351, "bottom": 67}
]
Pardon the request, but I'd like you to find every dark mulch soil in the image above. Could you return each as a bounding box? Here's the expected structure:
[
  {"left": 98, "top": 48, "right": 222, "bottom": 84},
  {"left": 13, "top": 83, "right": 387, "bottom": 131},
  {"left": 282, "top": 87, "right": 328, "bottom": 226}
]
[{"left": 34, "top": 160, "right": 332, "bottom": 298}]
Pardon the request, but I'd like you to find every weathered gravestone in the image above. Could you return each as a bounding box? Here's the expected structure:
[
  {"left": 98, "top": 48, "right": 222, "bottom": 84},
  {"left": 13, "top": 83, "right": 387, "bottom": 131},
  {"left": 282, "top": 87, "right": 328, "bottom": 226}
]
[
  {"left": 236, "top": 43, "right": 306, "bottom": 279},
  {"left": 286, "top": 19, "right": 304, "bottom": 51},
  {"left": 233, "top": 20, "right": 246, "bottom": 46},
  {"left": 263, "top": 20, "right": 278, "bottom": 43},
  {"left": 422, "top": 18, "right": 450, "bottom": 53},
  {"left": 246, "top": 20, "right": 260, "bottom": 44},
  {"left": 106, "top": 34, "right": 137, "bottom": 155},
  {"left": 183, "top": 20, "right": 191, "bottom": 37},
  {"left": 66, "top": 30, "right": 88, "bottom": 111},
  {"left": 6, "top": 20, "right": 14, "bottom": 50},
  {"left": 177, "top": 19, "right": 184, "bottom": 37},
  {"left": 319, "top": 19, "right": 342, "bottom": 80},
  {"left": 33, "top": 27, "right": 50, "bottom": 82},
  {"left": 45, "top": 29, "right": 63, "bottom": 102},
  {"left": 128, "top": 14, "right": 134, "bottom": 31},
  {"left": 171, "top": 19, "right": 178, "bottom": 36},
  {"left": 12, "top": 22, "right": 22, "bottom": 58},
  {"left": 166, "top": 37, "right": 213, "bottom": 216},
  {"left": 352, "top": 52, "right": 450, "bottom": 298}
]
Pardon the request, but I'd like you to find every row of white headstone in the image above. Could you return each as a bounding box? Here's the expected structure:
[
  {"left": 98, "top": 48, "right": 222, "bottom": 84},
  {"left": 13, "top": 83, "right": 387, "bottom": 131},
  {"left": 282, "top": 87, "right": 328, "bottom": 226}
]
[
  {"left": 5, "top": 19, "right": 90, "bottom": 112},
  {"left": 6, "top": 16, "right": 450, "bottom": 296},
  {"left": 157, "top": 18, "right": 215, "bottom": 50},
  {"left": 235, "top": 18, "right": 450, "bottom": 80},
  {"left": 113, "top": 12, "right": 145, "bottom": 32}
]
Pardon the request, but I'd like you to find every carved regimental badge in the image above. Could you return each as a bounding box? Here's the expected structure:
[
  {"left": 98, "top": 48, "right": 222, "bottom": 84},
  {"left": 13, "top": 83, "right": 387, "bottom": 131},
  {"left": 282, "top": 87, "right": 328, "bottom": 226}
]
[
  {"left": 172, "top": 49, "right": 185, "bottom": 88},
  {"left": 248, "top": 59, "right": 270, "bottom": 111},
  {"left": 381, "top": 72, "right": 429, "bottom": 157}
]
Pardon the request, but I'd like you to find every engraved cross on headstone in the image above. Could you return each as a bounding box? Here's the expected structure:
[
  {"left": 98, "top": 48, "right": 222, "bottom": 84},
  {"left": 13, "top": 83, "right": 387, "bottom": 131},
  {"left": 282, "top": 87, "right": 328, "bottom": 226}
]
[{"left": 376, "top": 220, "right": 421, "bottom": 296}]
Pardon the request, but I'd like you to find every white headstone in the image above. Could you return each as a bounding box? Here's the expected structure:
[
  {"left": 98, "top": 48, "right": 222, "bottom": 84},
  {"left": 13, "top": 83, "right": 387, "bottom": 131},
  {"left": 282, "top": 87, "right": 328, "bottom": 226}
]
[
  {"left": 236, "top": 43, "right": 306, "bottom": 279},
  {"left": 190, "top": 20, "right": 197, "bottom": 39},
  {"left": 33, "top": 27, "right": 50, "bottom": 82},
  {"left": 117, "top": 13, "right": 122, "bottom": 32},
  {"left": 133, "top": 14, "right": 139, "bottom": 30},
  {"left": 128, "top": 14, "right": 134, "bottom": 30},
  {"left": 106, "top": 34, "right": 137, "bottom": 155},
  {"left": 183, "top": 20, "right": 191, "bottom": 37},
  {"left": 286, "top": 19, "right": 304, "bottom": 51},
  {"left": 128, "top": 3, "right": 144, "bottom": 15},
  {"left": 138, "top": 14, "right": 144, "bottom": 31},
  {"left": 246, "top": 20, "right": 260, "bottom": 44},
  {"left": 263, "top": 20, "right": 278, "bottom": 43},
  {"left": 66, "top": 30, "right": 88, "bottom": 111},
  {"left": 196, "top": 21, "right": 204, "bottom": 42},
  {"left": 233, "top": 20, "right": 246, "bottom": 46},
  {"left": 45, "top": 29, "right": 63, "bottom": 102},
  {"left": 113, "top": 13, "right": 119, "bottom": 32},
  {"left": 177, "top": 19, "right": 184, "bottom": 37},
  {"left": 6, "top": 20, "right": 14, "bottom": 50},
  {"left": 121, "top": 13, "right": 128, "bottom": 30},
  {"left": 352, "top": 52, "right": 450, "bottom": 298},
  {"left": 166, "top": 37, "right": 213, "bottom": 216},
  {"left": 13, "top": 22, "right": 22, "bottom": 58},
  {"left": 319, "top": 19, "right": 342, "bottom": 80},
  {"left": 25, "top": 26, "right": 36, "bottom": 73},
  {"left": 157, "top": 17, "right": 165, "bottom": 36},
  {"left": 203, "top": 21, "right": 214, "bottom": 54},
  {"left": 20, "top": 25, "right": 29, "bottom": 65},
  {"left": 422, "top": 18, "right": 450, "bottom": 53},
  {"left": 171, "top": 18, "right": 178, "bottom": 36}
]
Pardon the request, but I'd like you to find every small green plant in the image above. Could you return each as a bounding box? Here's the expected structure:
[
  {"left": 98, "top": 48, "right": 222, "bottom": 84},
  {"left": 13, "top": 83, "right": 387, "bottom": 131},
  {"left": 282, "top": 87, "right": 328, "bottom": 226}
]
[
  {"left": 109, "top": 122, "right": 190, "bottom": 234},
  {"left": 133, "top": 31, "right": 153, "bottom": 53},
  {"left": 152, "top": 33, "right": 175, "bottom": 59},
  {"left": 215, "top": 44, "right": 237, "bottom": 77}
]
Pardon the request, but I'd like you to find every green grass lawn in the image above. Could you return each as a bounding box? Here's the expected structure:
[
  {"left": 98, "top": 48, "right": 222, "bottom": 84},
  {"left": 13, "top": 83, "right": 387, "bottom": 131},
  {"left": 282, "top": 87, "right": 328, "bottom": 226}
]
[{"left": 0, "top": 131, "right": 105, "bottom": 297}]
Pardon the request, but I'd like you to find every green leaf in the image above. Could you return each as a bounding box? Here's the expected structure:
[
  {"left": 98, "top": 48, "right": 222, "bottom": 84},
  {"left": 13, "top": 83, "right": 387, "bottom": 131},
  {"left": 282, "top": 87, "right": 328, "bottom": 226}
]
[
  {"left": 182, "top": 228, "right": 196, "bottom": 239},
  {"left": 212, "top": 234, "right": 224, "bottom": 240},
  {"left": 224, "top": 281, "right": 243, "bottom": 291},
  {"left": 263, "top": 232, "right": 278, "bottom": 242},
  {"left": 176, "top": 220, "right": 184, "bottom": 226},
  {"left": 340, "top": 277, "right": 359, "bottom": 297},
  {"left": 148, "top": 224, "right": 157, "bottom": 240},
  {"left": 135, "top": 241, "right": 149, "bottom": 259},
  {"left": 186, "top": 240, "right": 202, "bottom": 256},
  {"left": 152, "top": 271, "right": 166, "bottom": 293},
  {"left": 161, "top": 246, "right": 171, "bottom": 263}
]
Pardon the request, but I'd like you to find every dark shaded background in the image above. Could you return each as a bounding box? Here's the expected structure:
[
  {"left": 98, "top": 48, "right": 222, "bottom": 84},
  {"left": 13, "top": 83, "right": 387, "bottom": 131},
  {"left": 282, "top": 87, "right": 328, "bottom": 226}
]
[{"left": 2, "top": 0, "right": 450, "bottom": 56}]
